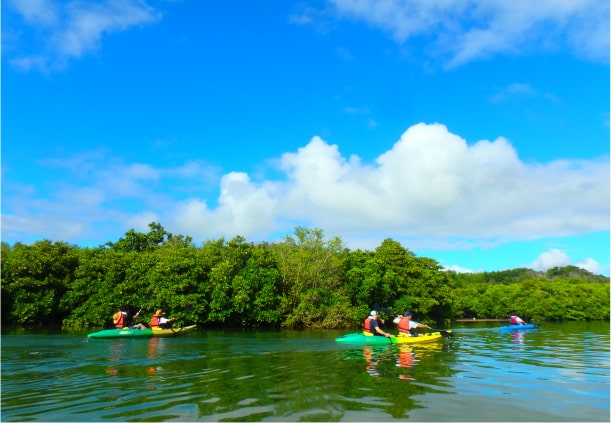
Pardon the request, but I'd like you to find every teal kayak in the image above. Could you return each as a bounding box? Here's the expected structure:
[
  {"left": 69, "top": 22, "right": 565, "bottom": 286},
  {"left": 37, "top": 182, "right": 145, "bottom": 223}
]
[
  {"left": 336, "top": 331, "right": 451, "bottom": 345},
  {"left": 87, "top": 325, "right": 197, "bottom": 339}
]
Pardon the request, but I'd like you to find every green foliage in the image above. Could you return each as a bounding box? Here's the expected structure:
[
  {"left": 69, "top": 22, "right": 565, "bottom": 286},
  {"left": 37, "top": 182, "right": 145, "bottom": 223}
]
[
  {"left": 2, "top": 240, "right": 79, "bottom": 324},
  {"left": 271, "top": 227, "right": 348, "bottom": 327},
  {"left": 1, "top": 224, "right": 609, "bottom": 330},
  {"left": 446, "top": 271, "right": 610, "bottom": 322}
]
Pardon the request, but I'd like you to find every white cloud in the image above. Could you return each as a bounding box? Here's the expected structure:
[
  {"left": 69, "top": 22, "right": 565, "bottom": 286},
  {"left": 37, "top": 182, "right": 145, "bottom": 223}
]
[
  {"left": 574, "top": 258, "right": 601, "bottom": 275},
  {"left": 530, "top": 249, "right": 602, "bottom": 274},
  {"left": 443, "top": 264, "right": 478, "bottom": 274},
  {"left": 531, "top": 249, "right": 572, "bottom": 271},
  {"left": 326, "top": 0, "right": 610, "bottom": 66},
  {"left": 2, "top": 123, "right": 609, "bottom": 254},
  {"left": 6, "top": 0, "right": 162, "bottom": 71}
]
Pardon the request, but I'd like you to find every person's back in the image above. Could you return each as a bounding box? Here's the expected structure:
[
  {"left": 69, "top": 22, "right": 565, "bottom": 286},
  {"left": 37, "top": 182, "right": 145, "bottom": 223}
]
[
  {"left": 113, "top": 311, "right": 125, "bottom": 328},
  {"left": 510, "top": 312, "right": 525, "bottom": 325}
]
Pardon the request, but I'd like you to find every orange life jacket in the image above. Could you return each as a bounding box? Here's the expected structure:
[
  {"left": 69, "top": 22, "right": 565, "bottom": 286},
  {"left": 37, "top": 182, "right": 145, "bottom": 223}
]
[
  {"left": 398, "top": 317, "right": 410, "bottom": 334},
  {"left": 115, "top": 313, "right": 125, "bottom": 328},
  {"left": 364, "top": 317, "right": 372, "bottom": 332},
  {"left": 150, "top": 315, "right": 161, "bottom": 328}
]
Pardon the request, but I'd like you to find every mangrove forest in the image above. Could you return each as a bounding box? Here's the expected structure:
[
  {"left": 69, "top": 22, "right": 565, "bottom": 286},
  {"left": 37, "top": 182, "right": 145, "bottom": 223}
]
[{"left": 1, "top": 223, "right": 609, "bottom": 329}]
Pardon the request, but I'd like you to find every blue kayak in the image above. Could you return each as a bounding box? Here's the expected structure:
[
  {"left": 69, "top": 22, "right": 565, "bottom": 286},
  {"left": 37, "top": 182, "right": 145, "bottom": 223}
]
[{"left": 499, "top": 323, "right": 538, "bottom": 331}]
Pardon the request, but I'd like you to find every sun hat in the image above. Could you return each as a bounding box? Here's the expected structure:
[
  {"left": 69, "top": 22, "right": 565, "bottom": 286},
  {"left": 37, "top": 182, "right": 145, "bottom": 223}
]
[
  {"left": 154, "top": 310, "right": 165, "bottom": 317},
  {"left": 113, "top": 311, "right": 122, "bottom": 324}
]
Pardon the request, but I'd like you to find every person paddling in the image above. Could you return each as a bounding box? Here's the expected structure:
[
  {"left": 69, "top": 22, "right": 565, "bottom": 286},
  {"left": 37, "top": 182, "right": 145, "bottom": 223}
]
[
  {"left": 113, "top": 307, "right": 147, "bottom": 329},
  {"left": 150, "top": 310, "right": 176, "bottom": 329},
  {"left": 393, "top": 311, "right": 430, "bottom": 336},
  {"left": 510, "top": 311, "right": 527, "bottom": 325},
  {"left": 364, "top": 310, "right": 392, "bottom": 338}
]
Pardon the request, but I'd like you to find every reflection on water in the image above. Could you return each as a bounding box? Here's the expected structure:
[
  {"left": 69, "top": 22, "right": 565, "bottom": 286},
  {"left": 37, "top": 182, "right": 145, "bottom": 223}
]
[
  {"left": 1, "top": 322, "right": 609, "bottom": 422},
  {"left": 511, "top": 329, "right": 526, "bottom": 347},
  {"left": 358, "top": 341, "right": 450, "bottom": 381}
]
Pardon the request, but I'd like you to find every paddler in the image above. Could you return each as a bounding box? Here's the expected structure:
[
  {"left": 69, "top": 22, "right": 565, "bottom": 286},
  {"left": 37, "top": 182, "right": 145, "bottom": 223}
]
[
  {"left": 364, "top": 310, "right": 392, "bottom": 338},
  {"left": 150, "top": 309, "right": 176, "bottom": 329},
  {"left": 393, "top": 311, "right": 430, "bottom": 336},
  {"left": 113, "top": 306, "right": 147, "bottom": 329}
]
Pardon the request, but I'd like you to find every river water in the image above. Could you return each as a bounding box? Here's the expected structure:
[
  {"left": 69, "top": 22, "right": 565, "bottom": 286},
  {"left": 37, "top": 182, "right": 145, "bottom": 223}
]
[{"left": 1, "top": 321, "right": 609, "bottom": 422}]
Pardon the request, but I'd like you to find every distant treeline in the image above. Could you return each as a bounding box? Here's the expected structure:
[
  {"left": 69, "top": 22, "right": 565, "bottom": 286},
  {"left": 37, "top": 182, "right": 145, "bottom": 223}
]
[{"left": 1, "top": 223, "right": 609, "bottom": 329}]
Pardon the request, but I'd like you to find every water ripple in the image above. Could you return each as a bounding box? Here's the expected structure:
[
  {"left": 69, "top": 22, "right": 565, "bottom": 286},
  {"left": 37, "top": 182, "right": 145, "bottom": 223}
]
[{"left": 1, "top": 324, "right": 609, "bottom": 422}]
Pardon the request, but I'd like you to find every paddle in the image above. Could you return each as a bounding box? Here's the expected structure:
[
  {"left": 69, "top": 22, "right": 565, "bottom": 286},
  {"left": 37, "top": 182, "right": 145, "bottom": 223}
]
[
  {"left": 372, "top": 303, "right": 397, "bottom": 328},
  {"left": 169, "top": 305, "right": 193, "bottom": 329},
  {"left": 436, "top": 330, "right": 453, "bottom": 338},
  {"left": 424, "top": 325, "right": 453, "bottom": 338},
  {"left": 137, "top": 290, "right": 154, "bottom": 315}
]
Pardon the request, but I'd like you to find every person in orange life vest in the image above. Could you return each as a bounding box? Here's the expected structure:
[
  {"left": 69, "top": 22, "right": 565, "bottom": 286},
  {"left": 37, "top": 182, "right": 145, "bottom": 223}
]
[
  {"left": 510, "top": 311, "right": 526, "bottom": 325},
  {"left": 150, "top": 310, "right": 176, "bottom": 329},
  {"left": 393, "top": 311, "right": 430, "bottom": 336},
  {"left": 113, "top": 307, "right": 147, "bottom": 329},
  {"left": 363, "top": 310, "right": 392, "bottom": 337}
]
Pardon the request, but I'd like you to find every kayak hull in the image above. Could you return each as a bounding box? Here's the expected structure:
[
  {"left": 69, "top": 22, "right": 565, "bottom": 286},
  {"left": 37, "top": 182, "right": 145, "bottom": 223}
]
[
  {"left": 499, "top": 324, "right": 538, "bottom": 331},
  {"left": 336, "top": 331, "right": 451, "bottom": 345},
  {"left": 87, "top": 325, "right": 197, "bottom": 339}
]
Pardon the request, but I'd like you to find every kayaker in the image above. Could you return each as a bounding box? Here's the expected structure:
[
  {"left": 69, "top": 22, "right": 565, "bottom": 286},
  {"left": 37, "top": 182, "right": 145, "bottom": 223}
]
[
  {"left": 150, "top": 310, "right": 176, "bottom": 329},
  {"left": 510, "top": 311, "right": 526, "bottom": 325},
  {"left": 364, "top": 310, "right": 392, "bottom": 338},
  {"left": 113, "top": 307, "right": 147, "bottom": 329},
  {"left": 393, "top": 311, "right": 430, "bottom": 336}
]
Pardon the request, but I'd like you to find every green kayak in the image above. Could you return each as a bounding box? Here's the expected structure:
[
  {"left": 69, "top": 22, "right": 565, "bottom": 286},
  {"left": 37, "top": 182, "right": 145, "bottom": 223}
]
[
  {"left": 336, "top": 331, "right": 452, "bottom": 345},
  {"left": 87, "top": 325, "right": 197, "bottom": 339}
]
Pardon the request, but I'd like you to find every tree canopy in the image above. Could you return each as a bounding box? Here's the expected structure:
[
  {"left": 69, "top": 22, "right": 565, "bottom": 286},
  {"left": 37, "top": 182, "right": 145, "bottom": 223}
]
[{"left": 1, "top": 223, "right": 608, "bottom": 329}]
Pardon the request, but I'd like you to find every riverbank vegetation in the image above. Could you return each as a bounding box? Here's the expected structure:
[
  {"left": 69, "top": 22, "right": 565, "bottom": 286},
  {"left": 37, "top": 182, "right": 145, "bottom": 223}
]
[{"left": 2, "top": 223, "right": 609, "bottom": 329}]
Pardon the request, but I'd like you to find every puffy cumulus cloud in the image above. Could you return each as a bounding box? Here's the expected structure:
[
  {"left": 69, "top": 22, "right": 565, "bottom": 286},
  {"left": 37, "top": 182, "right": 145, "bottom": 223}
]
[
  {"left": 531, "top": 249, "right": 601, "bottom": 274},
  {"left": 6, "top": 0, "right": 161, "bottom": 71},
  {"left": 259, "top": 123, "right": 607, "bottom": 244},
  {"left": 171, "top": 172, "right": 279, "bottom": 241},
  {"left": 531, "top": 249, "right": 572, "bottom": 271},
  {"left": 2, "top": 123, "right": 609, "bottom": 253},
  {"left": 149, "top": 122, "right": 608, "bottom": 248},
  {"left": 326, "top": 0, "right": 609, "bottom": 66}
]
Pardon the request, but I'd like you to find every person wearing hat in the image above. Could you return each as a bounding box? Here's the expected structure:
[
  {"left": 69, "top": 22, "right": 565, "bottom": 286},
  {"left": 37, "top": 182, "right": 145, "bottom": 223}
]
[
  {"left": 363, "top": 310, "right": 392, "bottom": 338},
  {"left": 150, "top": 310, "right": 176, "bottom": 330},
  {"left": 393, "top": 311, "right": 430, "bottom": 336},
  {"left": 113, "top": 307, "right": 147, "bottom": 329}
]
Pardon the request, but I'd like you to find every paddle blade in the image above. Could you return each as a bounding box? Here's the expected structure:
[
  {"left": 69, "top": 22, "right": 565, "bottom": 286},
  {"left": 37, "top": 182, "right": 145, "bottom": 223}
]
[{"left": 439, "top": 330, "right": 453, "bottom": 338}]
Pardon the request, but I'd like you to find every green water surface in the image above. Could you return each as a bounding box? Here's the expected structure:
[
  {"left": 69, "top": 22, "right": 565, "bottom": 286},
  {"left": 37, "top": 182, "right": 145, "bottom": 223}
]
[{"left": 1, "top": 321, "right": 609, "bottom": 421}]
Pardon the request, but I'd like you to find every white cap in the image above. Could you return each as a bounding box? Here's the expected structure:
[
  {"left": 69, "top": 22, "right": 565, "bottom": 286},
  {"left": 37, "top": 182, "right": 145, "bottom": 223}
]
[{"left": 370, "top": 310, "right": 377, "bottom": 317}]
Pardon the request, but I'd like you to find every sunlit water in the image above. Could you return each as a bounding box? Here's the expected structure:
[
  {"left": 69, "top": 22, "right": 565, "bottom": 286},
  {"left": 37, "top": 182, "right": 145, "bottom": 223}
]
[{"left": 1, "top": 321, "right": 609, "bottom": 421}]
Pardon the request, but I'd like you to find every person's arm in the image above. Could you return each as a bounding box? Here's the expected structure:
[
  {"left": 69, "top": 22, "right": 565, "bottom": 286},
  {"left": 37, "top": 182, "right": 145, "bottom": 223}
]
[
  {"left": 375, "top": 325, "right": 392, "bottom": 337},
  {"left": 417, "top": 322, "right": 431, "bottom": 329}
]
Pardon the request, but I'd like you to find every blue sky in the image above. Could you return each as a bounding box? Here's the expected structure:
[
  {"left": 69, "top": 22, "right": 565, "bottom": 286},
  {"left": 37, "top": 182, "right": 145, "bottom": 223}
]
[{"left": 2, "top": 0, "right": 609, "bottom": 275}]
